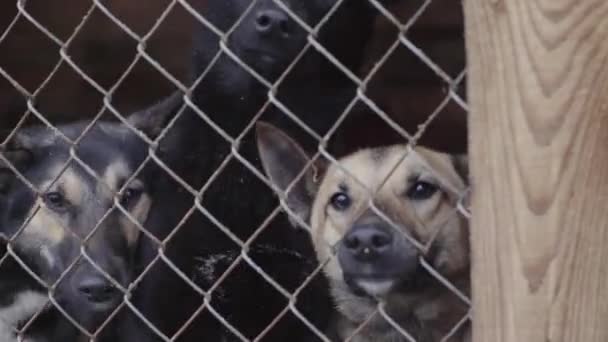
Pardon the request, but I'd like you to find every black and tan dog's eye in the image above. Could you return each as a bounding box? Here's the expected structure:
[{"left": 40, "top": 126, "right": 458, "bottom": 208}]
[
  {"left": 330, "top": 192, "right": 351, "bottom": 211},
  {"left": 120, "top": 187, "right": 143, "bottom": 207},
  {"left": 406, "top": 181, "right": 438, "bottom": 200},
  {"left": 43, "top": 192, "right": 68, "bottom": 211}
]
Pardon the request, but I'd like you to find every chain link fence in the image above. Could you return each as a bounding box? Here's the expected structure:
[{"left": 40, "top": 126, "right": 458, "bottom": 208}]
[{"left": 0, "top": 0, "right": 468, "bottom": 341}]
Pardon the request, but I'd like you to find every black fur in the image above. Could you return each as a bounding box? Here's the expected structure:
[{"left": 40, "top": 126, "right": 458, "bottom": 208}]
[{"left": 124, "top": 1, "right": 398, "bottom": 341}]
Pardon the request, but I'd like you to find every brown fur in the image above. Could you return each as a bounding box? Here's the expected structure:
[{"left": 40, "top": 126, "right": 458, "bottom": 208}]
[{"left": 257, "top": 123, "right": 471, "bottom": 342}]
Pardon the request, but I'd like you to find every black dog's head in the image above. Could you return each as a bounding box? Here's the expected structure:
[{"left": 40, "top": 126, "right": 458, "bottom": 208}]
[
  {"left": 218, "top": 0, "right": 324, "bottom": 75},
  {"left": 192, "top": 0, "right": 381, "bottom": 89},
  {"left": 0, "top": 94, "right": 182, "bottom": 333}
]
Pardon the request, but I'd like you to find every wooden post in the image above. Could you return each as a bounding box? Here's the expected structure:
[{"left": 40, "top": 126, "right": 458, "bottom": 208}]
[{"left": 464, "top": 0, "right": 608, "bottom": 341}]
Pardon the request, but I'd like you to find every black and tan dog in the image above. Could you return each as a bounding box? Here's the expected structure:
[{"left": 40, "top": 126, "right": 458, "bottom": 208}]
[
  {"left": 0, "top": 95, "right": 180, "bottom": 341},
  {"left": 257, "top": 122, "right": 470, "bottom": 342}
]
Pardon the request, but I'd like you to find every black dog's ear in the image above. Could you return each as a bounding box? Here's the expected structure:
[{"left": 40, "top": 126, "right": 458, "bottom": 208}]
[
  {"left": 257, "top": 122, "right": 325, "bottom": 228},
  {"left": 128, "top": 91, "right": 184, "bottom": 139}
]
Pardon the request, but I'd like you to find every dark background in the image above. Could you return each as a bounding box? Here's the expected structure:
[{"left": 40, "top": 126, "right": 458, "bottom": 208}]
[{"left": 0, "top": 0, "right": 466, "bottom": 152}]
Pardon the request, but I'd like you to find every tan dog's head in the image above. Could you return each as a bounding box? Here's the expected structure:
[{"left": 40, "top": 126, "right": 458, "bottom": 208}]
[{"left": 257, "top": 122, "right": 469, "bottom": 321}]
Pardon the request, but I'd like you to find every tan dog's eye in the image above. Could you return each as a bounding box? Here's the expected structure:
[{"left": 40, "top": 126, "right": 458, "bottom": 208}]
[
  {"left": 329, "top": 192, "right": 351, "bottom": 211},
  {"left": 406, "top": 181, "right": 438, "bottom": 200}
]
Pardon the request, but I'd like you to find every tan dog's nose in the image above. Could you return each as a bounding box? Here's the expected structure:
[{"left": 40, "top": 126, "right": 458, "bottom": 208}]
[
  {"left": 343, "top": 224, "right": 393, "bottom": 262},
  {"left": 338, "top": 222, "right": 420, "bottom": 297}
]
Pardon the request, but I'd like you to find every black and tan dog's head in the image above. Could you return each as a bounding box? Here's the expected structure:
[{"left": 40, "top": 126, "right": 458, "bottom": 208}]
[
  {"left": 0, "top": 93, "right": 182, "bottom": 333},
  {"left": 258, "top": 122, "right": 469, "bottom": 339}
]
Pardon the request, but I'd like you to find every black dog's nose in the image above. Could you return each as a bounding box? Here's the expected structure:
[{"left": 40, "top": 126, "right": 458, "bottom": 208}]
[
  {"left": 255, "top": 9, "right": 291, "bottom": 36},
  {"left": 77, "top": 276, "right": 118, "bottom": 304},
  {"left": 343, "top": 225, "right": 394, "bottom": 262}
]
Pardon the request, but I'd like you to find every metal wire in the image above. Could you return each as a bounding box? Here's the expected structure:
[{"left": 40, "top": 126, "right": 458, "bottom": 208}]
[{"left": 0, "top": 0, "right": 469, "bottom": 341}]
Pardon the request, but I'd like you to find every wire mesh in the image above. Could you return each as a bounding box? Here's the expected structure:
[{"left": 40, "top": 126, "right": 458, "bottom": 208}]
[{"left": 0, "top": 0, "right": 468, "bottom": 341}]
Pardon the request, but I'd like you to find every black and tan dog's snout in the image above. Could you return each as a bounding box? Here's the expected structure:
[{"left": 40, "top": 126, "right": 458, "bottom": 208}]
[
  {"left": 76, "top": 272, "right": 120, "bottom": 306},
  {"left": 67, "top": 255, "right": 126, "bottom": 312}
]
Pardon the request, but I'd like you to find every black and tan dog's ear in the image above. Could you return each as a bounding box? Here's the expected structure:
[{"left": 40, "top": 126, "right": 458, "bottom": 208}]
[
  {"left": 0, "top": 232, "right": 7, "bottom": 254},
  {"left": 128, "top": 91, "right": 184, "bottom": 139},
  {"left": 0, "top": 134, "right": 35, "bottom": 193},
  {"left": 256, "top": 122, "right": 325, "bottom": 228}
]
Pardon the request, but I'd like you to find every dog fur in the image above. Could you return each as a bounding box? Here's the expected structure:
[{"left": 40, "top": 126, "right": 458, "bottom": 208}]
[
  {"left": 122, "top": 1, "right": 398, "bottom": 339},
  {"left": 257, "top": 122, "right": 471, "bottom": 342},
  {"left": 0, "top": 95, "right": 179, "bottom": 341},
  {"left": 0, "top": 290, "right": 47, "bottom": 342}
]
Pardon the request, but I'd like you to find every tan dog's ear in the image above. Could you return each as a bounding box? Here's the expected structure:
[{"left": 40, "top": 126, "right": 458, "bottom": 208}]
[
  {"left": 451, "top": 154, "right": 468, "bottom": 185},
  {"left": 128, "top": 91, "right": 184, "bottom": 139},
  {"left": 256, "top": 122, "right": 325, "bottom": 228},
  {"left": 450, "top": 154, "right": 470, "bottom": 209}
]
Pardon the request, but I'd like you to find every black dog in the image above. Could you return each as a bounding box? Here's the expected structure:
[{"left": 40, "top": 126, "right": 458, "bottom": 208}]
[{"left": 124, "top": 1, "right": 399, "bottom": 341}]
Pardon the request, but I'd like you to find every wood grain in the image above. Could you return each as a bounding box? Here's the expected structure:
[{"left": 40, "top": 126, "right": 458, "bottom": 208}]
[{"left": 464, "top": 0, "right": 608, "bottom": 341}]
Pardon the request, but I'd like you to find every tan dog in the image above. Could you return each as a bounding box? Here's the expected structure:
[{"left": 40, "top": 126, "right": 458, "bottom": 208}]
[{"left": 257, "top": 122, "right": 471, "bottom": 342}]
